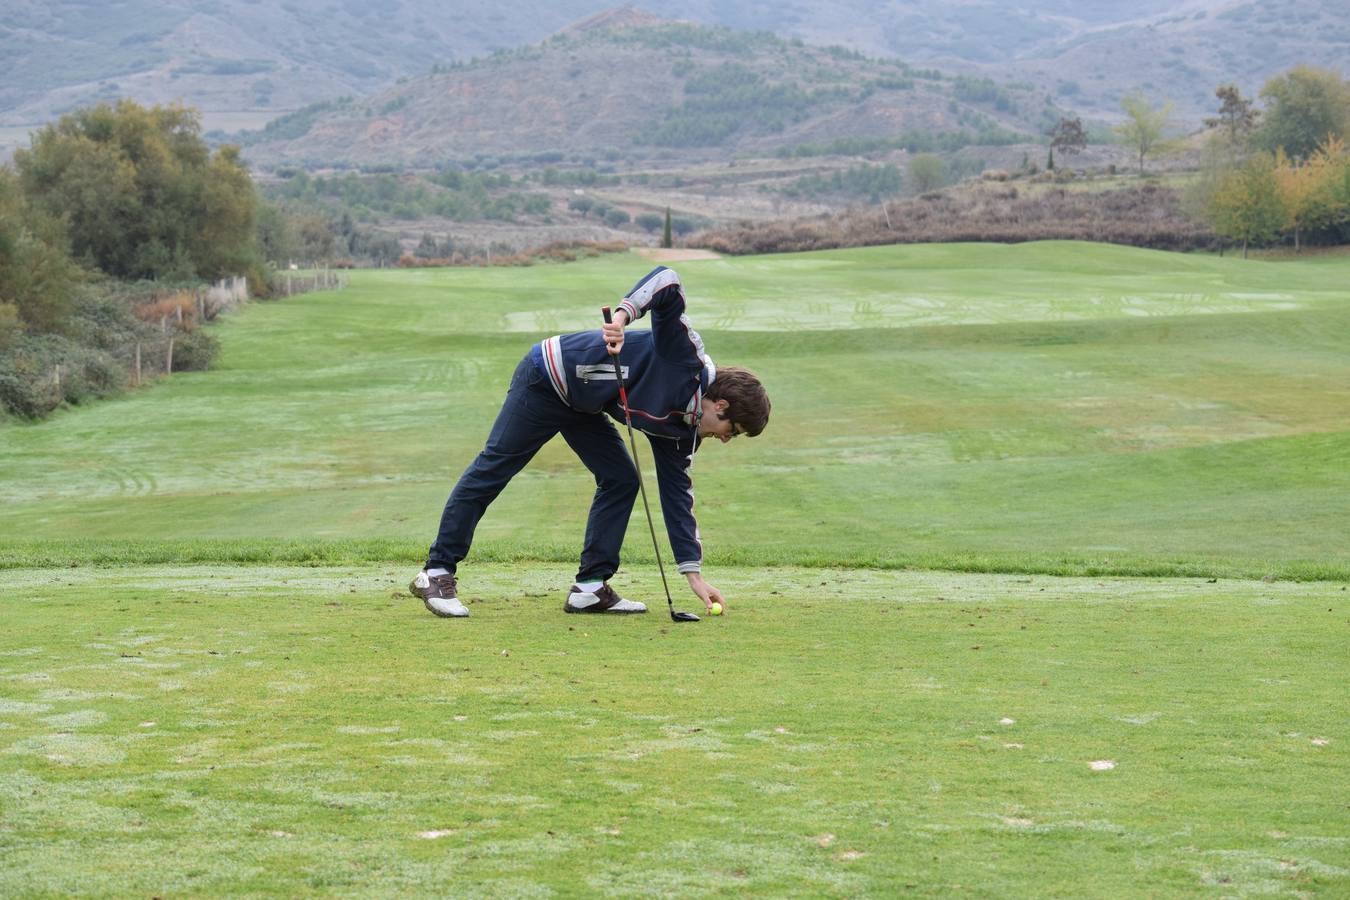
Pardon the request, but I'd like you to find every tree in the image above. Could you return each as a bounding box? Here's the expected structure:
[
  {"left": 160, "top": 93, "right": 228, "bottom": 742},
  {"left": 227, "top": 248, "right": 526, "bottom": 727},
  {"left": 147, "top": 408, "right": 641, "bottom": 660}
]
[
  {"left": 415, "top": 232, "right": 439, "bottom": 258},
  {"left": 0, "top": 168, "right": 81, "bottom": 338},
  {"left": 1205, "top": 84, "right": 1260, "bottom": 145},
  {"left": 635, "top": 212, "right": 664, "bottom": 233},
  {"left": 255, "top": 201, "right": 296, "bottom": 267},
  {"left": 671, "top": 216, "right": 699, "bottom": 237},
  {"left": 1273, "top": 138, "right": 1348, "bottom": 250},
  {"left": 603, "top": 208, "right": 631, "bottom": 228},
  {"left": 1047, "top": 116, "right": 1087, "bottom": 170},
  {"left": 15, "top": 100, "right": 258, "bottom": 281},
  {"left": 661, "top": 207, "right": 673, "bottom": 249},
  {"left": 1115, "top": 92, "right": 1173, "bottom": 174},
  {"left": 907, "top": 154, "right": 946, "bottom": 193},
  {"left": 190, "top": 144, "right": 259, "bottom": 281},
  {"left": 1208, "top": 152, "right": 1284, "bottom": 257},
  {"left": 294, "top": 214, "right": 337, "bottom": 263},
  {"left": 1255, "top": 66, "right": 1350, "bottom": 161}
]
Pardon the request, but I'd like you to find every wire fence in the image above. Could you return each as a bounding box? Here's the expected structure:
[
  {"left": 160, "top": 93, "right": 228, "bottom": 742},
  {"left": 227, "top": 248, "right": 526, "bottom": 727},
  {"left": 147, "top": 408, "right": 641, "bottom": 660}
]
[
  {"left": 3, "top": 271, "right": 347, "bottom": 418},
  {"left": 273, "top": 267, "right": 347, "bottom": 298},
  {"left": 125, "top": 276, "right": 251, "bottom": 383}
]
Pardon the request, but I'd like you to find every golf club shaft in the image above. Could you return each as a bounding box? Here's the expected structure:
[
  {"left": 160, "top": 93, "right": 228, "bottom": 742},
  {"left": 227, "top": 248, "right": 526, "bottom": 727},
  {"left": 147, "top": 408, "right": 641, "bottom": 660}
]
[{"left": 603, "top": 306, "right": 676, "bottom": 613}]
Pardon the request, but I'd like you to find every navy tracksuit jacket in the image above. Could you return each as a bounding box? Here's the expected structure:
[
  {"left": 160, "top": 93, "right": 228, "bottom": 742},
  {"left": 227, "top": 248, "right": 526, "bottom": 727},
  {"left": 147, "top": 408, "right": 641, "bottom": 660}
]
[{"left": 428, "top": 266, "right": 715, "bottom": 580}]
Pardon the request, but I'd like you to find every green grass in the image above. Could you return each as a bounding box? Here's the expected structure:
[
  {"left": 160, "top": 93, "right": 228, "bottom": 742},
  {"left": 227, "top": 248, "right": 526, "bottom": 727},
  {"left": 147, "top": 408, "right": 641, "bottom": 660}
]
[
  {"left": 0, "top": 565, "right": 1345, "bottom": 896},
  {"left": 1, "top": 242, "right": 1347, "bottom": 579},
  {"left": 2, "top": 242, "right": 1348, "bottom": 894}
]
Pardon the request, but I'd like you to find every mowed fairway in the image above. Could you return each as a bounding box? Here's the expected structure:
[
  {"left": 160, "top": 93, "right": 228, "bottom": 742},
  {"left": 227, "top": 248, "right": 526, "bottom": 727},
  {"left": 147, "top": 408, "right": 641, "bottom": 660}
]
[
  {"left": 2, "top": 242, "right": 1348, "bottom": 895},
  {"left": 2, "top": 242, "right": 1348, "bottom": 576}
]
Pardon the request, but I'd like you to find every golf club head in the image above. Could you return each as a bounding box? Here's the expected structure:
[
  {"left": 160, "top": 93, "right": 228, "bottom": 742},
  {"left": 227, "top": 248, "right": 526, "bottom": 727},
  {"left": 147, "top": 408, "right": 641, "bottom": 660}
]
[{"left": 671, "top": 610, "right": 701, "bottom": 622}]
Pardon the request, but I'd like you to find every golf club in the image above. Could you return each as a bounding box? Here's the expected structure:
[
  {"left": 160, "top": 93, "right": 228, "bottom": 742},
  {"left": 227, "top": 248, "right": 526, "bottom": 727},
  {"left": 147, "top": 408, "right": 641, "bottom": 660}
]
[{"left": 603, "top": 306, "right": 700, "bottom": 623}]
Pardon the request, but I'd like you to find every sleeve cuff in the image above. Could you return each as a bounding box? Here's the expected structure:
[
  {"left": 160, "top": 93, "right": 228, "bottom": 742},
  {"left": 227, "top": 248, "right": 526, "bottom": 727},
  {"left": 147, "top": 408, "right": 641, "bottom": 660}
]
[{"left": 677, "top": 561, "right": 701, "bottom": 574}]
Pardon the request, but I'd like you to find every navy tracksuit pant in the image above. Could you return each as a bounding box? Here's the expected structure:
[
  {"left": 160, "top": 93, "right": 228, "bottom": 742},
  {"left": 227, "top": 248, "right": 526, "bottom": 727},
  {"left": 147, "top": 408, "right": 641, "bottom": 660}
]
[{"left": 427, "top": 354, "right": 639, "bottom": 582}]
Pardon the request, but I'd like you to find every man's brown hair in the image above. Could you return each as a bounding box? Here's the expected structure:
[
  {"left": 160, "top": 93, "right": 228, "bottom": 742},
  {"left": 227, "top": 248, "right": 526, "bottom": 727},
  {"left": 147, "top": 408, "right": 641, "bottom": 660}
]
[{"left": 706, "top": 366, "right": 770, "bottom": 436}]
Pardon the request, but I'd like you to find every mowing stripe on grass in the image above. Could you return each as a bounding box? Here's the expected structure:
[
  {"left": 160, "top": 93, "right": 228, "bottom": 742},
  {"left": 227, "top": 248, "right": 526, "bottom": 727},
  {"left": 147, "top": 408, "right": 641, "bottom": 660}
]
[{"left": 2, "top": 243, "right": 1346, "bottom": 579}]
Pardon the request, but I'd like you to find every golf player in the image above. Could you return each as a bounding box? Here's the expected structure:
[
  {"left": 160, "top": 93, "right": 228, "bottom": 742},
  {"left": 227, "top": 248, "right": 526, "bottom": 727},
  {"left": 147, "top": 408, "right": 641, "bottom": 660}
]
[{"left": 410, "top": 265, "right": 771, "bottom": 618}]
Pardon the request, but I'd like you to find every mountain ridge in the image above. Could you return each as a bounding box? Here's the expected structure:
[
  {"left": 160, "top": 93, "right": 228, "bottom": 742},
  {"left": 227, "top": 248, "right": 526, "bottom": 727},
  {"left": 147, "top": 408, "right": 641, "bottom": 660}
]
[
  {"left": 3, "top": 0, "right": 1346, "bottom": 140},
  {"left": 233, "top": 22, "right": 1055, "bottom": 169}
]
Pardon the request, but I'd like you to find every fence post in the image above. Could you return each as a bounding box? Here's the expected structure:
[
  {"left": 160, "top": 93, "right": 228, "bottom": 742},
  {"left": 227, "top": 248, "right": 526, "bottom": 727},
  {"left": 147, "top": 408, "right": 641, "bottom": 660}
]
[
  {"left": 134, "top": 342, "right": 141, "bottom": 386},
  {"left": 54, "top": 364, "right": 61, "bottom": 395},
  {"left": 166, "top": 338, "right": 174, "bottom": 375}
]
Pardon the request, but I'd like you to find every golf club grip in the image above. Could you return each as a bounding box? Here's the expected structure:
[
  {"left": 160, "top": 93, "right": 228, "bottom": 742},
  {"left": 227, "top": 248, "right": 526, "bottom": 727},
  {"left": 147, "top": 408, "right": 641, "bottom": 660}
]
[
  {"left": 602, "top": 305, "right": 619, "bottom": 356},
  {"left": 601, "top": 306, "right": 629, "bottom": 404},
  {"left": 602, "top": 305, "right": 619, "bottom": 359}
]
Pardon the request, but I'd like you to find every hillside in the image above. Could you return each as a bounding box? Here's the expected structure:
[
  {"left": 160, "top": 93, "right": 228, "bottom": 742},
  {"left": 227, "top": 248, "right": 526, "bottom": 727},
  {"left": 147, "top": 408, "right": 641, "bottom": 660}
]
[
  {"left": 989, "top": 0, "right": 1350, "bottom": 118},
  {"left": 0, "top": 0, "right": 610, "bottom": 132},
  {"left": 3, "top": 0, "right": 1346, "bottom": 144},
  {"left": 682, "top": 0, "right": 1348, "bottom": 119},
  {"left": 236, "top": 23, "right": 1055, "bottom": 169}
]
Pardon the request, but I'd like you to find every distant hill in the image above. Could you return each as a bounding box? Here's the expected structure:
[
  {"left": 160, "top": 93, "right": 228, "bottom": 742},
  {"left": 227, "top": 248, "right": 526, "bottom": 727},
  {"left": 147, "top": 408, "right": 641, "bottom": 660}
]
[
  {"left": 627, "top": 0, "right": 1349, "bottom": 119},
  {"left": 235, "top": 22, "right": 1058, "bottom": 169},
  {"left": 2, "top": 0, "right": 1346, "bottom": 141},
  {"left": 984, "top": 0, "right": 1350, "bottom": 118},
  {"left": 0, "top": 0, "right": 614, "bottom": 131}
]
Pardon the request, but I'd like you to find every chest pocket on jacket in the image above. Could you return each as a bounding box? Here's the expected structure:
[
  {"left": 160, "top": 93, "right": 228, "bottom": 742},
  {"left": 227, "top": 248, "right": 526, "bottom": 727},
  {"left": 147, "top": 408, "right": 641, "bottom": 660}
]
[{"left": 576, "top": 363, "right": 628, "bottom": 382}]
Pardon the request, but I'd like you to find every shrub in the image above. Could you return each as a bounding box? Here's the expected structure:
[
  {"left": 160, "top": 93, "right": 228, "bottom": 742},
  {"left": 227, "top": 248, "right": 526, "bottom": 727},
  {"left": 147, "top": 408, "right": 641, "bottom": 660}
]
[
  {"left": 63, "top": 346, "right": 126, "bottom": 402},
  {"left": 0, "top": 334, "right": 126, "bottom": 418},
  {"left": 0, "top": 350, "right": 60, "bottom": 418},
  {"left": 70, "top": 289, "right": 135, "bottom": 339},
  {"left": 171, "top": 329, "right": 220, "bottom": 372}
]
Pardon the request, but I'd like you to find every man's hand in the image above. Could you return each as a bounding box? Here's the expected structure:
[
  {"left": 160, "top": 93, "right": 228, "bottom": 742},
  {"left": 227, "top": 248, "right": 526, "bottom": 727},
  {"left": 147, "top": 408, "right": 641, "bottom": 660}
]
[
  {"left": 602, "top": 308, "right": 627, "bottom": 355},
  {"left": 685, "top": 572, "right": 725, "bottom": 613}
]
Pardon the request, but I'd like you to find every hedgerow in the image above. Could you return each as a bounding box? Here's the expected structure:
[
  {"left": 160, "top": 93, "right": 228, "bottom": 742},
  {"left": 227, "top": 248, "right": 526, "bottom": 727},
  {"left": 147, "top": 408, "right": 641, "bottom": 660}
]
[{"left": 693, "top": 182, "right": 1217, "bottom": 254}]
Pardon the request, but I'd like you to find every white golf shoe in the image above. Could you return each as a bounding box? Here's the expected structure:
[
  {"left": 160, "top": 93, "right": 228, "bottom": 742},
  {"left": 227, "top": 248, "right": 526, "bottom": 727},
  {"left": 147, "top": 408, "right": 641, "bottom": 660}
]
[
  {"left": 563, "top": 583, "right": 647, "bottom": 614},
  {"left": 410, "top": 570, "right": 469, "bottom": 618}
]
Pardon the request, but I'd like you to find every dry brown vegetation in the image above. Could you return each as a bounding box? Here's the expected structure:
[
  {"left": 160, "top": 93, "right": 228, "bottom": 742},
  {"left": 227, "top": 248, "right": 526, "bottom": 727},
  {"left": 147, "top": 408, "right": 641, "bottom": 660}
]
[
  {"left": 691, "top": 182, "right": 1218, "bottom": 254},
  {"left": 396, "top": 240, "right": 630, "bottom": 268},
  {"left": 134, "top": 292, "right": 202, "bottom": 330}
]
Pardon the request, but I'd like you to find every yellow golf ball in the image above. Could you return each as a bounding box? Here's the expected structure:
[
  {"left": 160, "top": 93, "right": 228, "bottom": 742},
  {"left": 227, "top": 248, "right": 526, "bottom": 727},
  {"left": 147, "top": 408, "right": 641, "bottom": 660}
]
[{"left": 709, "top": 602, "right": 723, "bottom": 616}]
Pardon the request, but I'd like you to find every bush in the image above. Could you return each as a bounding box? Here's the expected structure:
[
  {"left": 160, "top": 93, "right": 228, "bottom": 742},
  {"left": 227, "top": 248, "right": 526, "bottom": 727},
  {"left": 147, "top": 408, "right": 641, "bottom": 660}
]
[
  {"left": 171, "top": 329, "right": 220, "bottom": 372},
  {"left": 672, "top": 217, "right": 702, "bottom": 236},
  {"left": 0, "top": 351, "right": 60, "bottom": 418},
  {"left": 64, "top": 347, "right": 126, "bottom": 402},
  {"left": 68, "top": 287, "right": 146, "bottom": 351},
  {"left": 0, "top": 334, "right": 126, "bottom": 418}
]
